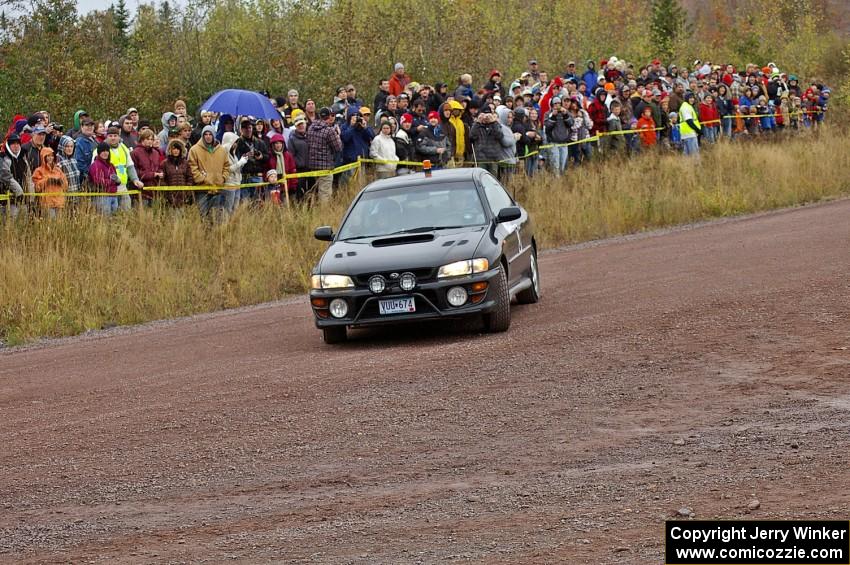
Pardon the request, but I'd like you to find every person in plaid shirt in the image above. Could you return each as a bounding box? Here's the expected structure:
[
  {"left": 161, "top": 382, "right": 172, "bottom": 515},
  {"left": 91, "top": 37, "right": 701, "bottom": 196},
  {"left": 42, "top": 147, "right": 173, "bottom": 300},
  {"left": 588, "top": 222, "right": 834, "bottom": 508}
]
[{"left": 306, "top": 107, "right": 342, "bottom": 204}]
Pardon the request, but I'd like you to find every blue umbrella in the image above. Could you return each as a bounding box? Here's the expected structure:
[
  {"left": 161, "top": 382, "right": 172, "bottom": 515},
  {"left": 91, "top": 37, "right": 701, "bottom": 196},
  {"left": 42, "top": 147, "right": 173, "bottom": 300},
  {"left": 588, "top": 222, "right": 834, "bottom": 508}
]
[{"left": 200, "top": 89, "right": 281, "bottom": 120}]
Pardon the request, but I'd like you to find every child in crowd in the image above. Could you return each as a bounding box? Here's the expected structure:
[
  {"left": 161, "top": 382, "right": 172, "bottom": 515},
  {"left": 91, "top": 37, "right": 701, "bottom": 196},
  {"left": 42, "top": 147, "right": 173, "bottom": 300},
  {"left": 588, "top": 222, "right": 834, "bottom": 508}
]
[
  {"left": 668, "top": 112, "right": 681, "bottom": 150},
  {"left": 636, "top": 106, "right": 656, "bottom": 148}
]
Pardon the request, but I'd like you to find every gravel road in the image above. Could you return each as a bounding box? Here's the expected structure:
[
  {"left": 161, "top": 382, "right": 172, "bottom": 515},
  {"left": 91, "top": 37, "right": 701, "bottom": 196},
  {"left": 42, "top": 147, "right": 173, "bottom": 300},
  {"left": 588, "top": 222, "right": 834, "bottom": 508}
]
[{"left": 2, "top": 199, "right": 849, "bottom": 564}]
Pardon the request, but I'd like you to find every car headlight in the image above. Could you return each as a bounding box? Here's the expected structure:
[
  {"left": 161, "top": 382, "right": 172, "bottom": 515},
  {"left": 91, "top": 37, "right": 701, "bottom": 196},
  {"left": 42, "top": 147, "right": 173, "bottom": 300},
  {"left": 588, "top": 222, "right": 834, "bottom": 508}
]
[
  {"left": 368, "top": 275, "right": 386, "bottom": 294},
  {"left": 446, "top": 286, "right": 468, "bottom": 307},
  {"left": 437, "top": 258, "right": 489, "bottom": 278},
  {"left": 311, "top": 274, "right": 355, "bottom": 289}
]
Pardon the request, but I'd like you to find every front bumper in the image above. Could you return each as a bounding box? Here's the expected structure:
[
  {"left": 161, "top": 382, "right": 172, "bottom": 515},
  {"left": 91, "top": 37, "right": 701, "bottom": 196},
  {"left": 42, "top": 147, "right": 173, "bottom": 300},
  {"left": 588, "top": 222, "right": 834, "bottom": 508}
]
[{"left": 310, "top": 269, "right": 500, "bottom": 328}]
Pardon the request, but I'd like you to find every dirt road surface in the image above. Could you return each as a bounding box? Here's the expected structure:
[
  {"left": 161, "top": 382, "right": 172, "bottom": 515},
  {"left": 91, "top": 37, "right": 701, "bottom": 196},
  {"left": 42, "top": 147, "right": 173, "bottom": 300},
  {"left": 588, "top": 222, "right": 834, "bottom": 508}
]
[{"left": 2, "top": 200, "right": 849, "bottom": 564}]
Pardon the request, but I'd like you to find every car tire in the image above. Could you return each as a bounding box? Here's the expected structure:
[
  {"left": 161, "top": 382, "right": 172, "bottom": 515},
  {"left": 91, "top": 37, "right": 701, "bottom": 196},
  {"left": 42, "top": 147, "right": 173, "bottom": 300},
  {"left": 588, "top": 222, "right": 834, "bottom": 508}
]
[
  {"left": 516, "top": 250, "right": 541, "bottom": 305},
  {"left": 322, "top": 326, "right": 347, "bottom": 344},
  {"left": 483, "top": 266, "right": 511, "bottom": 333}
]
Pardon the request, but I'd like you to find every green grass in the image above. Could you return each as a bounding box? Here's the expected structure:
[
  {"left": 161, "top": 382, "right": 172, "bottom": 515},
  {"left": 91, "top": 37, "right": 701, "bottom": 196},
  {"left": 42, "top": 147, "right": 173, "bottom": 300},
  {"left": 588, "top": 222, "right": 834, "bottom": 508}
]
[{"left": 1, "top": 127, "right": 848, "bottom": 345}]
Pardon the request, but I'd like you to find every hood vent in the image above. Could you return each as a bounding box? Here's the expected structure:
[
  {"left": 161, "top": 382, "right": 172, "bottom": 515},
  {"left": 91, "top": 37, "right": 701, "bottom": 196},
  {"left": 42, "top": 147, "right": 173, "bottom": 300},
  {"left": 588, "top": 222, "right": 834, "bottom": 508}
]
[{"left": 371, "top": 234, "right": 435, "bottom": 247}]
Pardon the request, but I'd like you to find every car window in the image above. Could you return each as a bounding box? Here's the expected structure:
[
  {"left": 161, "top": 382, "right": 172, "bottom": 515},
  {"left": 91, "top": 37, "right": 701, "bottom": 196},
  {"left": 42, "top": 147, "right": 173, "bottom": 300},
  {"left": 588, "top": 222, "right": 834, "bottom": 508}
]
[
  {"left": 480, "top": 174, "right": 515, "bottom": 216},
  {"left": 338, "top": 182, "right": 487, "bottom": 240}
]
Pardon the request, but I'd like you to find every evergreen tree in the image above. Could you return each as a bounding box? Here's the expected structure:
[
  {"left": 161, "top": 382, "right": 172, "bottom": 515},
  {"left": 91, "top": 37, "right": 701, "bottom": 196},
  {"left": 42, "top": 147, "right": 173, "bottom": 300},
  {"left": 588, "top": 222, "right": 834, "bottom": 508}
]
[
  {"left": 110, "top": 0, "right": 130, "bottom": 50},
  {"left": 650, "top": 0, "right": 689, "bottom": 60}
]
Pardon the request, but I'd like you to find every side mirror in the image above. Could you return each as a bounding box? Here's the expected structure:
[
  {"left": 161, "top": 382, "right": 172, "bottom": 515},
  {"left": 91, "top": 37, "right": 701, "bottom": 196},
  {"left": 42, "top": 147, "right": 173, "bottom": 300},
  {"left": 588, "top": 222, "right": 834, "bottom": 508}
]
[
  {"left": 314, "top": 226, "right": 334, "bottom": 241},
  {"left": 496, "top": 206, "right": 522, "bottom": 223}
]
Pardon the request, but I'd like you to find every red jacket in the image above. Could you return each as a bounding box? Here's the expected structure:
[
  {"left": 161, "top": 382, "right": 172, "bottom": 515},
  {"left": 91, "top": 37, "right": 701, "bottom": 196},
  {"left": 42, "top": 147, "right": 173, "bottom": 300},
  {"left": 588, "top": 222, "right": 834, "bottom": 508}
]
[
  {"left": 699, "top": 102, "right": 720, "bottom": 125},
  {"left": 587, "top": 98, "right": 608, "bottom": 134},
  {"left": 131, "top": 145, "right": 163, "bottom": 200},
  {"left": 266, "top": 134, "right": 297, "bottom": 191},
  {"left": 388, "top": 73, "right": 411, "bottom": 96}
]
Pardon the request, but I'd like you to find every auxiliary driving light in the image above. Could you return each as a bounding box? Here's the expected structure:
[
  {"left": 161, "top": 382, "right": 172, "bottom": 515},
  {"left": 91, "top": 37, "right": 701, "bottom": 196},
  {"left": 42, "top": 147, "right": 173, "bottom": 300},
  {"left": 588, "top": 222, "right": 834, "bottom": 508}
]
[
  {"left": 446, "top": 286, "right": 468, "bottom": 307},
  {"left": 368, "top": 275, "right": 386, "bottom": 294},
  {"left": 329, "top": 298, "right": 349, "bottom": 318},
  {"left": 399, "top": 272, "right": 417, "bottom": 292}
]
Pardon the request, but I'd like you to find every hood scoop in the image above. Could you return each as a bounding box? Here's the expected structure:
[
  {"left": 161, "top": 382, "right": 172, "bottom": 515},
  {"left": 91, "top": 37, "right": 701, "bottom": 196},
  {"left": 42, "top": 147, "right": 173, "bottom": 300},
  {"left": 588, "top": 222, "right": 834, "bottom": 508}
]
[{"left": 372, "top": 234, "right": 435, "bottom": 247}]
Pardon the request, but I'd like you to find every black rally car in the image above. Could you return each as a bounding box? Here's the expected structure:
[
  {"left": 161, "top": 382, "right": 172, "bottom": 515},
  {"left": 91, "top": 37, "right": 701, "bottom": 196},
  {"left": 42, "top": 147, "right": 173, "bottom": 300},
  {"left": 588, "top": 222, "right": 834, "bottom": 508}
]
[{"left": 310, "top": 168, "right": 540, "bottom": 343}]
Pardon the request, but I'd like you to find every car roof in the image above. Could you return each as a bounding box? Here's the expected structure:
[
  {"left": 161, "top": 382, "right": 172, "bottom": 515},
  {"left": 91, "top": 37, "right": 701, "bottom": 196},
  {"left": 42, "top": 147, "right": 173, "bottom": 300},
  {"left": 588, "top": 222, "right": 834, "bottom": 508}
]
[{"left": 362, "top": 168, "right": 484, "bottom": 193}]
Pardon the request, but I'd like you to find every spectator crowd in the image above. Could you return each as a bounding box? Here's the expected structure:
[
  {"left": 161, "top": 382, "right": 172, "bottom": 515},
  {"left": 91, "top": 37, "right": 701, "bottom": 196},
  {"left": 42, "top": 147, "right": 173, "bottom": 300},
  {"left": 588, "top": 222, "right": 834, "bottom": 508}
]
[{"left": 0, "top": 56, "right": 831, "bottom": 218}]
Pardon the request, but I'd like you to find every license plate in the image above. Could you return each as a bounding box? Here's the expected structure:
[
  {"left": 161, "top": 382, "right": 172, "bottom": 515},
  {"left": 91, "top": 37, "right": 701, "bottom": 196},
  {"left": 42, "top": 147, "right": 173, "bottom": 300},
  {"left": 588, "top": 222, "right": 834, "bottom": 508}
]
[{"left": 379, "top": 297, "right": 416, "bottom": 315}]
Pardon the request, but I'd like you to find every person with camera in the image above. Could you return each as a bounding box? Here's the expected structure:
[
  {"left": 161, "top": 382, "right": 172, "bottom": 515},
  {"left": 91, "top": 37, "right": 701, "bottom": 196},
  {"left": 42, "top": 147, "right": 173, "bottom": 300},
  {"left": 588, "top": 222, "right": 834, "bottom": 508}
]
[
  {"left": 340, "top": 107, "right": 375, "bottom": 179},
  {"left": 470, "top": 109, "right": 507, "bottom": 176},
  {"left": 543, "top": 97, "right": 571, "bottom": 175},
  {"left": 234, "top": 118, "right": 270, "bottom": 202}
]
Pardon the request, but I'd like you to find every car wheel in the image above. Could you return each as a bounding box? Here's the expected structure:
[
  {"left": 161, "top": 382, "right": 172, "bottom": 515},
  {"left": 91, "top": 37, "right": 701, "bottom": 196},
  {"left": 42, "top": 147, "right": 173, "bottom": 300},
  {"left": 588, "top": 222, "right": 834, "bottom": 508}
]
[
  {"left": 483, "top": 266, "right": 511, "bottom": 333},
  {"left": 322, "top": 326, "right": 347, "bottom": 344},
  {"left": 516, "top": 250, "right": 540, "bottom": 305}
]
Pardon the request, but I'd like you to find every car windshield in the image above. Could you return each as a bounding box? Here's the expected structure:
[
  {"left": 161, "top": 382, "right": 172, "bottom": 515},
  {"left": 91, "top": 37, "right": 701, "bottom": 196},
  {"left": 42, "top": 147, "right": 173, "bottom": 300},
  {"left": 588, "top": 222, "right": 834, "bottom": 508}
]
[{"left": 337, "top": 182, "right": 488, "bottom": 240}]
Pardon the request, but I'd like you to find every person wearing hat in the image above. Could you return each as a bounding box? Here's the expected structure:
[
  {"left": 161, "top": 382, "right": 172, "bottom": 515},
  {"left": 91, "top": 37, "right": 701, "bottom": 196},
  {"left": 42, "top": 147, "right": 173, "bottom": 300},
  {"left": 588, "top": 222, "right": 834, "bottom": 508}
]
[
  {"left": 470, "top": 109, "right": 506, "bottom": 175},
  {"left": 233, "top": 118, "right": 269, "bottom": 202},
  {"left": 484, "top": 70, "right": 506, "bottom": 100},
  {"left": 126, "top": 108, "right": 140, "bottom": 129},
  {"left": 105, "top": 125, "right": 143, "bottom": 210},
  {"left": 306, "top": 108, "right": 342, "bottom": 203},
  {"left": 340, "top": 106, "right": 375, "bottom": 177},
  {"left": 188, "top": 125, "right": 230, "bottom": 216},
  {"left": 73, "top": 118, "right": 98, "bottom": 182},
  {"left": 543, "top": 96, "right": 570, "bottom": 175},
  {"left": 281, "top": 89, "right": 305, "bottom": 127},
  {"left": 528, "top": 59, "right": 540, "bottom": 82},
  {"left": 67, "top": 110, "right": 89, "bottom": 140},
  {"left": 678, "top": 91, "right": 702, "bottom": 157},
  {"left": 286, "top": 116, "right": 310, "bottom": 199},
  {"left": 389, "top": 62, "right": 411, "bottom": 97},
  {"left": 22, "top": 125, "right": 48, "bottom": 172},
  {"left": 159, "top": 138, "right": 193, "bottom": 206},
  {"left": 441, "top": 100, "right": 469, "bottom": 167},
  {"left": 587, "top": 88, "right": 609, "bottom": 137},
  {"left": 562, "top": 61, "right": 577, "bottom": 82},
  {"left": 413, "top": 110, "right": 450, "bottom": 170},
  {"left": 393, "top": 113, "right": 416, "bottom": 175},
  {"left": 88, "top": 141, "right": 120, "bottom": 215}
]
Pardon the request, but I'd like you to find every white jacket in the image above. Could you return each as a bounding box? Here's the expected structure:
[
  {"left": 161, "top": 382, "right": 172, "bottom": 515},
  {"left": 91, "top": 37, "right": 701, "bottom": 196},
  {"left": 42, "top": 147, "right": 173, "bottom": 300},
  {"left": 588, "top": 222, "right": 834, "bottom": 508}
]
[
  {"left": 221, "top": 132, "right": 247, "bottom": 186},
  {"left": 369, "top": 133, "right": 398, "bottom": 173}
]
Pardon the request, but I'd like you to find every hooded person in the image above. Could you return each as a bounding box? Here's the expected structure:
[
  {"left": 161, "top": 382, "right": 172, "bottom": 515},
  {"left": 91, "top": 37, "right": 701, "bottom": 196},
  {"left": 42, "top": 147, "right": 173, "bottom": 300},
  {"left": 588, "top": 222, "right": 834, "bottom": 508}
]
[
  {"left": 470, "top": 109, "right": 507, "bottom": 175},
  {"left": 494, "top": 106, "right": 518, "bottom": 180},
  {"left": 370, "top": 120, "right": 399, "bottom": 179},
  {"left": 159, "top": 139, "right": 193, "bottom": 206},
  {"left": 220, "top": 131, "right": 247, "bottom": 213},
  {"left": 442, "top": 100, "right": 469, "bottom": 165},
  {"left": 88, "top": 141, "right": 121, "bottom": 215},
  {"left": 66, "top": 110, "right": 89, "bottom": 140},
  {"left": 158, "top": 112, "right": 178, "bottom": 152},
  {"left": 266, "top": 133, "right": 297, "bottom": 196},
  {"left": 56, "top": 135, "right": 82, "bottom": 196},
  {"left": 582, "top": 61, "right": 598, "bottom": 94},
  {"left": 31, "top": 147, "right": 68, "bottom": 215},
  {"left": 1, "top": 134, "right": 31, "bottom": 214},
  {"left": 187, "top": 124, "right": 230, "bottom": 216}
]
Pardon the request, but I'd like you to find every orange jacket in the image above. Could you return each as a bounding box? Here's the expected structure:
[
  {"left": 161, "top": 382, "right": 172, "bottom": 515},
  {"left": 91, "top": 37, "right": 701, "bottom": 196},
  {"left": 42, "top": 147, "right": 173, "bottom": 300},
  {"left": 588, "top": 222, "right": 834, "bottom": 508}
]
[
  {"left": 32, "top": 147, "right": 68, "bottom": 209},
  {"left": 636, "top": 116, "right": 657, "bottom": 146}
]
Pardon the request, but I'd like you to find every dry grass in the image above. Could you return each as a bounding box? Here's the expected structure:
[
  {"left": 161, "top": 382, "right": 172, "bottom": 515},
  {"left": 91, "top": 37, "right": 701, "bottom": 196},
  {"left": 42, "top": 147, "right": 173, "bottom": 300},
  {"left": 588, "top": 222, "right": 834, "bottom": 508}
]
[{"left": 1, "top": 127, "right": 848, "bottom": 345}]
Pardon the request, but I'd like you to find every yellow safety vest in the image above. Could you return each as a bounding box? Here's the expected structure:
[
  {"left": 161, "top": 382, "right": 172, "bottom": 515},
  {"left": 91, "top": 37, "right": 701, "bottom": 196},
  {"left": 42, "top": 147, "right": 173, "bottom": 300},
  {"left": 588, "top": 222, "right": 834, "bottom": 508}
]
[
  {"left": 679, "top": 101, "right": 700, "bottom": 138},
  {"left": 109, "top": 144, "right": 130, "bottom": 186}
]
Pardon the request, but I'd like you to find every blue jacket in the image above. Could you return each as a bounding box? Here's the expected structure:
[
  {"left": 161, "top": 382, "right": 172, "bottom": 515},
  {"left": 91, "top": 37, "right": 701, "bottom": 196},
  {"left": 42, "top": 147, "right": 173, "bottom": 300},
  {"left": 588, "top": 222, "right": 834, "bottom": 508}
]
[
  {"left": 582, "top": 69, "right": 598, "bottom": 92},
  {"left": 74, "top": 134, "right": 97, "bottom": 180},
  {"left": 340, "top": 119, "right": 375, "bottom": 164}
]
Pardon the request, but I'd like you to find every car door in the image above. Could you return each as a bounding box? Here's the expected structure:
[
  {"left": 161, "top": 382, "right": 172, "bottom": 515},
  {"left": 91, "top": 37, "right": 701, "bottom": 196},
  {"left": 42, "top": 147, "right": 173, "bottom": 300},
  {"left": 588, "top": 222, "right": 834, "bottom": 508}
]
[{"left": 479, "top": 174, "right": 530, "bottom": 287}]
